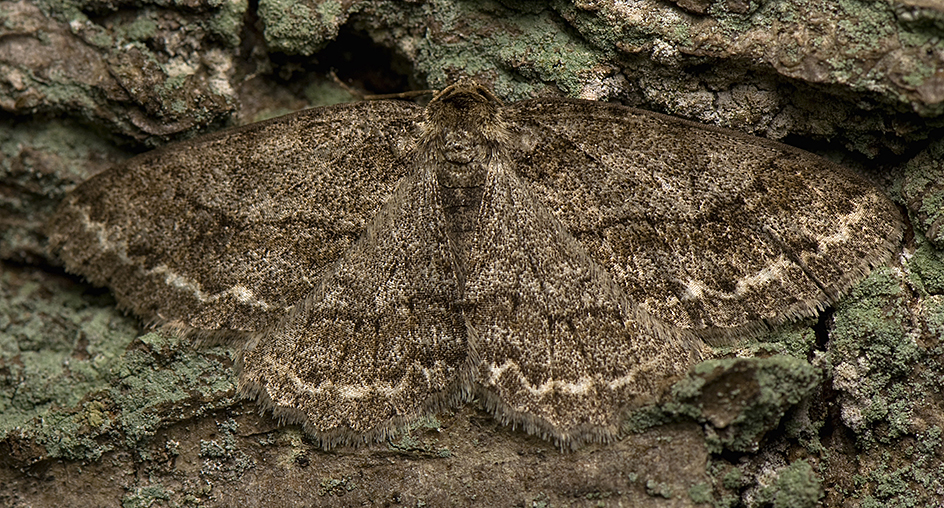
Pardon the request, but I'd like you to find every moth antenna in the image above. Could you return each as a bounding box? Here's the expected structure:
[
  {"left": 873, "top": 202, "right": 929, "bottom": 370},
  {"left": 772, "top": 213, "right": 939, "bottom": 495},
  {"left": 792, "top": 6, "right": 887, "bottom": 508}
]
[
  {"left": 327, "top": 70, "right": 435, "bottom": 101},
  {"left": 362, "top": 89, "right": 437, "bottom": 101}
]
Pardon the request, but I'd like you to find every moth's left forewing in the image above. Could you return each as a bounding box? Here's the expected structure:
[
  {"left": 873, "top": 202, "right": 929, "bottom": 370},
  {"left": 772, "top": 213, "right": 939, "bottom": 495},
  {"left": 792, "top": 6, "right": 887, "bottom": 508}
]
[{"left": 504, "top": 98, "right": 902, "bottom": 340}]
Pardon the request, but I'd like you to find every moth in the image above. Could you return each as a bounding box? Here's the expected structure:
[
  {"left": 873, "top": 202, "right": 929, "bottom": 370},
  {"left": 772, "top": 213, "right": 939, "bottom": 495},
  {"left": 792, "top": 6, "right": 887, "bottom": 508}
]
[{"left": 48, "top": 80, "right": 902, "bottom": 448}]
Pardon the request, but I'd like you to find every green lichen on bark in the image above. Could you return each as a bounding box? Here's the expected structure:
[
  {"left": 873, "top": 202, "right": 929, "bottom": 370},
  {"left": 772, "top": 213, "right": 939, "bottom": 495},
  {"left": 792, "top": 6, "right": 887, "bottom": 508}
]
[
  {"left": 0, "top": 118, "right": 130, "bottom": 262},
  {"left": 828, "top": 267, "right": 918, "bottom": 441},
  {"left": 554, "top": 0, "right": 943, "bottom": 114},
  {"left": 0, "top": 263, "right": 236, "bottom": 463},
  {"left": 753, "top": 460, "right": 823, "bottom": 508},
  {"left": 821, "top": 245, "right": 944, "bottom": 505},
  {"left": 626, "top": 355, "right": 821, "bottom": 454},
  {"left": 899, "top": 137, "right": 944, "bottom": 250},
  {"left": 258, "top": 0, "right": 351, "bottom": 54}
]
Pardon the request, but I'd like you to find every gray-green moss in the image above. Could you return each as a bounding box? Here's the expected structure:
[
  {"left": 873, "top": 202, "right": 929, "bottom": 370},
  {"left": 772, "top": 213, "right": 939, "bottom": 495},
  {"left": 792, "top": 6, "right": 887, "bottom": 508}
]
[
  {"left": 200, "top": 418, "right": 256, "bottom": 480},
  {"left": 908, "top": 239, "right": 944, "bottom": 296},
  {"left": 554, "top": 0, "right": 942, "bottom": 114},
  {"left": 35, "top": 0, "right": 247, "bottom": 48},
  {"left": 0, "top": 118, "right": 130, "bottom": 261},
  {"left": 828, "top": 267, "right": 919, "bottom": 441},
  {"left": 0, "top": 267, "right": 138, "bottom": 437},
  {"left": 0, "top": 264, "right": 236, "bottom": 463},
  {"left": 899, "top": 136, "right": 944, "bottom": 250},
  {"left": 688, "top": 481, "right": 713, "bottom": 504},
  {"left": 626, "top": 355, "right": 820, "bottom": 454},
  {"left": 258, "top": 0, "right": 353, "bottom": 54},
  {"left": 7, "top": 0, "right": 240, "bottom": 143},
  {"left": 121, "top": 485, "right": 170, "bottom": 508},
  {"left": 752, "top": 460, "right": 823, "bottom": 508},
  {"left": 413, "top": 0, "right": 606, "bottom": 99},
  {"left": 207, "top": 0, "right": 250, "bottom": 47},
  {"left": 821, "top": 238, "right": 944, "bottom": 505},
  {"left": 854, "top": 426, "right": 944, "bottom": 508}
]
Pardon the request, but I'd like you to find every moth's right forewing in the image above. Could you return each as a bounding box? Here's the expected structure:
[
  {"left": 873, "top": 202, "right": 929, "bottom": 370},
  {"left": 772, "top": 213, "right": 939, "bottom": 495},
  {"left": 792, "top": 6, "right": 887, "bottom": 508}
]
[{"left": 47, "top": 101, "right": 424, "bottom": 334}]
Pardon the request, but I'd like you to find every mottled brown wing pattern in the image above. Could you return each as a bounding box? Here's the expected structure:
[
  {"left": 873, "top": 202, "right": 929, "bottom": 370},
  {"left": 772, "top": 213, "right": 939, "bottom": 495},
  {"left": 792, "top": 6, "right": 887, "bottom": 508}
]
[
  {"left": 464, "top": 157, "right": 707, "bottom": 446},
  {"left": 48, "top": 101, "right": 423, "bottom": 335},
  {"left": 505, "top": 99, "right": 902, "bottom": 339},
  {"left": 239, "top": 164, "right": 470, "bottom": 447}
]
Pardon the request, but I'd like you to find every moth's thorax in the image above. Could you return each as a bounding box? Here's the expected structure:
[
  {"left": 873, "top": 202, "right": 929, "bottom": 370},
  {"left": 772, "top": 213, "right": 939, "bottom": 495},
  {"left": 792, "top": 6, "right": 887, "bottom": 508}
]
[
  {"left": 440, "top": 130, "right": 488, "bottom": 165},
  {"left": 421, "top": 81, "right": 509, "bottom": 263}
]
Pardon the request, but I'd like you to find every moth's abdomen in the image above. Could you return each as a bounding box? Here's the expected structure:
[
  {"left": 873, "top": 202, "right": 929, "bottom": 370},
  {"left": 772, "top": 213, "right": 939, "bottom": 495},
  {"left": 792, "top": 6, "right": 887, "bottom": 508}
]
[{"left": 437, "top": 160, "right": 487, "bottom": 261}]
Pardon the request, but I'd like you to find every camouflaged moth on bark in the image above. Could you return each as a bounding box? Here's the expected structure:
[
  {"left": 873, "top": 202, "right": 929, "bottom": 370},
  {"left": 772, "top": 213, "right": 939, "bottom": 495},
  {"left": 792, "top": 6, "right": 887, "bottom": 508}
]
[{"left": 47, "top": 80, "right": 902, "bottom": 448}]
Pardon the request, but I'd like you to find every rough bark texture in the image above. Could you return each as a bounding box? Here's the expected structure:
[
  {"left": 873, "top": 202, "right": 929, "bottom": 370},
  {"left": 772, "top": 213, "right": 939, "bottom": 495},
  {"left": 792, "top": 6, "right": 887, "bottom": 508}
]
[{"left": 1, "top": 0, "right": 943, "bottom": 506}]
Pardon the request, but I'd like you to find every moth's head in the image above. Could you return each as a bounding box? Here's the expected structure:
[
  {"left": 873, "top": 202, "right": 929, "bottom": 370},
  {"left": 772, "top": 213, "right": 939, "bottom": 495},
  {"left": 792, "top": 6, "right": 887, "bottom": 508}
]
[
  {"left": 421, "top": 80, "right": 509, "bottom": 162},
  {"left": 424, "top": 81, "right": 506, "bottom": 135}
]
